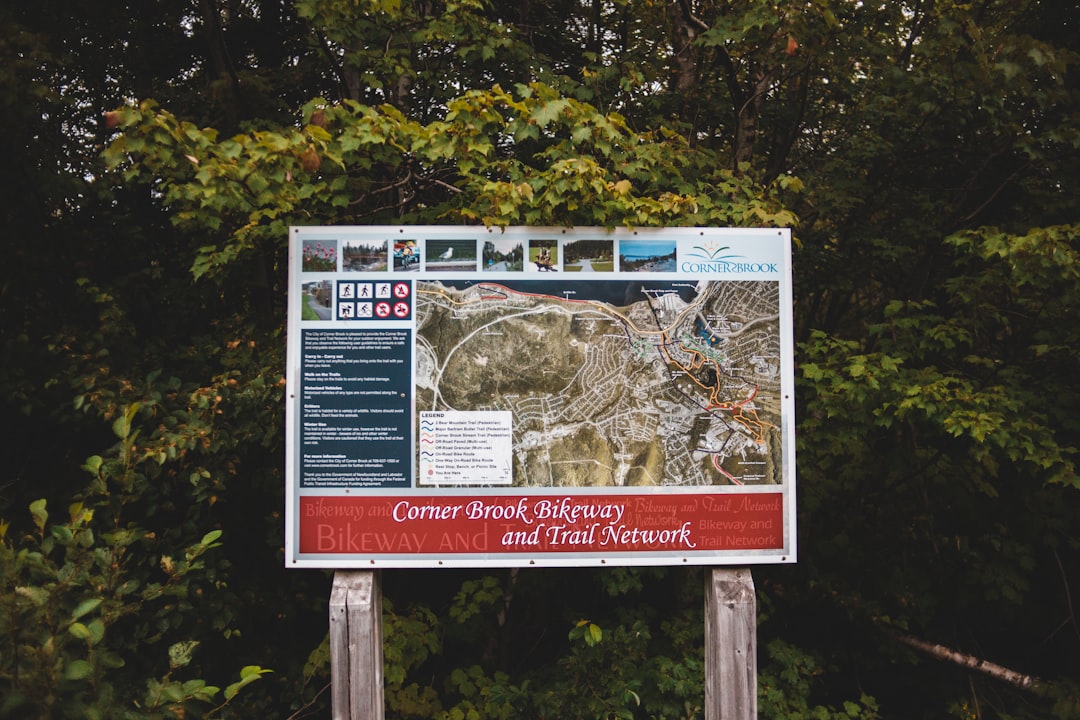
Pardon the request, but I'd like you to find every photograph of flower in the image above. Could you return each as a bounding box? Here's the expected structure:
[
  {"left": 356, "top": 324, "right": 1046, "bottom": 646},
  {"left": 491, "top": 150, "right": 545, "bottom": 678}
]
[{"left": 302, "top": 239, "right": 338, "bottom": 272}]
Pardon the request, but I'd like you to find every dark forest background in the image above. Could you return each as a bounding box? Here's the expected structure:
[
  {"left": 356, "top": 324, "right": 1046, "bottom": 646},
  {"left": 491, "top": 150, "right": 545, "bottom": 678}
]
[{"left": 2, "top": 1, "right": 1079, "bottom": 718}]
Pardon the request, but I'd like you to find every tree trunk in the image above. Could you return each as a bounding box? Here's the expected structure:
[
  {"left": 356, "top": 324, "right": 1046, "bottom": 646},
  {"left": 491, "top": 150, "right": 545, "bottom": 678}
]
[
  {"left": 668, "top": 0, "right": 701, "bottom": 134},
  {"left": 199, "top": 0, "right": 242, "bottom": 129},
  {"left": 732, "top": 70, "right": 773, "bottom": 169}
]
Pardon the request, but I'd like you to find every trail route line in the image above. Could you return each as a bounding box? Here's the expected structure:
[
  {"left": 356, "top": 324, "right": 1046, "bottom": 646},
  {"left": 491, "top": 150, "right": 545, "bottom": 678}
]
[{"left": 415, "top": 279, "right": 782, "bottom": 488}]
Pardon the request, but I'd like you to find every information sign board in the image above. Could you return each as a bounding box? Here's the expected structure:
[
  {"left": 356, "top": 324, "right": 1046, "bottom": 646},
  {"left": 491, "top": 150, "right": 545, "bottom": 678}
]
[{"left": 286, "top": 226, "right": 795, "bottom": 567}]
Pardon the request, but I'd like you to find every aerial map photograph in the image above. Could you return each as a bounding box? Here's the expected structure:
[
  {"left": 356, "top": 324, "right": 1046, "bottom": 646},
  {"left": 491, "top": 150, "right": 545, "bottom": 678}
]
[{"left": 414, "top": 278, "right": 782, "bottom": 488}]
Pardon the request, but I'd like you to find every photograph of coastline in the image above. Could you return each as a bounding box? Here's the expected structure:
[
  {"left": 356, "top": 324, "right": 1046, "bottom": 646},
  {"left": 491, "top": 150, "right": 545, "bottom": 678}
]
[{"left": 618, "top": 240, "right": 677, "bottom": 272}]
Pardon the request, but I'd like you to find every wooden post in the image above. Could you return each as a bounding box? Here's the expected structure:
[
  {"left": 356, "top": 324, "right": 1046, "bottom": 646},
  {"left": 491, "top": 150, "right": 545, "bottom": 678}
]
[
  {"left": 329, "top": 571, "right": 385, "bottom": 720},
  {"left": 705, "top": 568, "right": 757, "bottom": 720}
]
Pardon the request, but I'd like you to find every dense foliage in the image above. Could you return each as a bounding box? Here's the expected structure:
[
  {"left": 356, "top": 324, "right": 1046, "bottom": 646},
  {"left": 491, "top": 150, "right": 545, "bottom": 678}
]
[{"left": 1, "top": 0, "right": 1078, "bottom": 718}]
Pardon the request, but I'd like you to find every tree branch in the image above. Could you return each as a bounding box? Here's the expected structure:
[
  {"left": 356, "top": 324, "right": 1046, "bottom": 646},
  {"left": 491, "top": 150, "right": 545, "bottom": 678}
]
[
  {"left": 949, "top": 159, "right": 1032, "bottom": 231},
  {"left": 1045, "top": 548, "right": 1080, "bottom": 644},
  {"left": 675, "top": 0, "right": 709, "bottom": 33},
  {"left": 348, "top": 169, "right": 416, "bottom": 207},
  {"left": 284, "top": 681, "right": 330, "bottom": 720},
  {"left": 890, "top": 630, "right": 1042, "bottom": 691}
]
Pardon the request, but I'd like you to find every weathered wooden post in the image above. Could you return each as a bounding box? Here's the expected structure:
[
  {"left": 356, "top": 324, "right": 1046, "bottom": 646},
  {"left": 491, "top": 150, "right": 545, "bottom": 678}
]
[
  {"left": 705, "top": 568, "right": 757, "bottom": 720},
  {"left": 329, "top": 571, "right": 384, "bottom": 720}
]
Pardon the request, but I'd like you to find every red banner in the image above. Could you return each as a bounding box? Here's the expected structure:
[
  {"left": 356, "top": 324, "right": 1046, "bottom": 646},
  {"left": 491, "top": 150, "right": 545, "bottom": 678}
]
[{"left": 299, "top": 492, "right": 783, "bottom": 556}]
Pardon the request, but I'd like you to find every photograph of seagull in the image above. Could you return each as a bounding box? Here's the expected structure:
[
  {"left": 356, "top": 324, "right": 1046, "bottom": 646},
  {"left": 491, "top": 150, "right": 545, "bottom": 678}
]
[{"left": 426, "top": 240, "right": 475, "bottom": 270}]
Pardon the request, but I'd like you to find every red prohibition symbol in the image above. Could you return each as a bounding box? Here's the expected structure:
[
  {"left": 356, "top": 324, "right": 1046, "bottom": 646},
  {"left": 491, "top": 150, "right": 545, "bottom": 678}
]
[
  {"left": 375, "top": 302, "right": 391, "bottom": 318},
  {"left": 393, "top": 301, "right": 410, "bottom": 318},
  {"left": 393, "top": 282, "right": 410, "bottom": 299}
]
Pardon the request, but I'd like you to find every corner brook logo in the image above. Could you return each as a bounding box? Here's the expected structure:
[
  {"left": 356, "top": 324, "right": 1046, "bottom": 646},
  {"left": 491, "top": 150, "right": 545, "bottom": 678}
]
[{"left": 681, "top": 239, "right": 778, "bottom": 273}]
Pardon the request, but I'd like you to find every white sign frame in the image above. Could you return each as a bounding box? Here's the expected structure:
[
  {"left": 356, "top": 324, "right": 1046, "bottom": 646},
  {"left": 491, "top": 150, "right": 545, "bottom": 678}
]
[{"left": 286, "top": 226, "right": 796, "bottom": 568}]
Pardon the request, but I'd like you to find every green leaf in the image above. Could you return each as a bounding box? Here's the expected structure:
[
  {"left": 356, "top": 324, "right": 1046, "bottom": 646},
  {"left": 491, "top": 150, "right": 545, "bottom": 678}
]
[
  {"left": 86, "top": 619, "right": 106, "bottom": 646},
  {"left": 15, "top": 586, "right": 49, "bottom": 606},
  {"left": 71, "top": 597, "right": 103, "bottom": 620},
  {"left": 29, "top": 499, "right": 48, "bottom": 533},
  {"left": 111, "top": 414, "right": 131, "bottom": 440},
  {"left": 64, "top": 660, "right": 94, "bottom": 680},
  {"left": 200, "top": 529, "right": 222, "bottom": 546},
  {"left": 169, "top": 640, "right": 200, "bottom": 670},
  {"left": 161, "top": 681, "right": 185, "bottom": 702},
  {"left": 532, "top": 98, "right": 571, "bottom": 127},
  {"left": 224, "top": 665, "right": 272, "bottom": 700}
]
